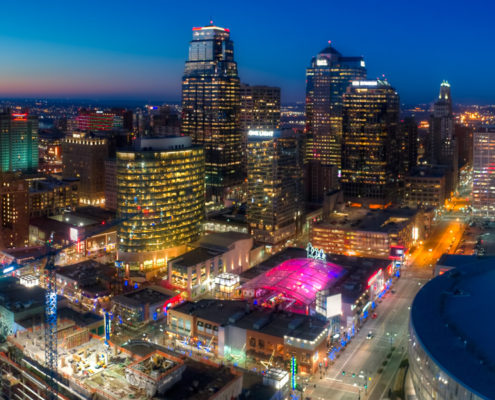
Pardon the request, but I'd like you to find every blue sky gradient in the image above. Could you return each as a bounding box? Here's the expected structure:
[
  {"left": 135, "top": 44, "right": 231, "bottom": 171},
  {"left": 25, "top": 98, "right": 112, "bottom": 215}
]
[{"left": 0, "top": 0, "right": 493, "bottom": 104}]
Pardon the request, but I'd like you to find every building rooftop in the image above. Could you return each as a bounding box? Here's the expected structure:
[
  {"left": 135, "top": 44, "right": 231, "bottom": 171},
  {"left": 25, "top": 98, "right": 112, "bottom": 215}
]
[
  {"left": 316, "top": 207, "right": 418, "bottom": 233},
  {"left": 0, "top": 246, "right": 47, "bottom": 263},
  {"left": 0, "top": 277, "right": 46, "bottom": 314},
  {"left": 169, "top": 247, "right": 223, "bottom": 269},
  {"left": 173, "top": 299, "right": 328, "bottom": 342},
  {"left": 196, "top": 231, "right": 252, "bottom": 252},
  {"left": 411, "top": 261, "right": 495, "bottom": 399},
  {"left": 113, "top": 286, "right": 176, "bottom": 308}
]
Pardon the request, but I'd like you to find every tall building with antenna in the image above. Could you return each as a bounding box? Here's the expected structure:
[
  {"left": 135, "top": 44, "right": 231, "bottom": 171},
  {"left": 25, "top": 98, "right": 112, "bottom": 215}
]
[{"left": 181, "top": 23, "right": 241, "bottom": 201}]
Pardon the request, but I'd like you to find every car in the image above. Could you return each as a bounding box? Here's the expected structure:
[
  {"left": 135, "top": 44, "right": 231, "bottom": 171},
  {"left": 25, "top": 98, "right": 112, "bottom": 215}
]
[
  {"left": 372, "top": 313, "right": 378, "bottom": 319},
  {"left": 366, "top": 331, "right": 374, "bottom": 340}
]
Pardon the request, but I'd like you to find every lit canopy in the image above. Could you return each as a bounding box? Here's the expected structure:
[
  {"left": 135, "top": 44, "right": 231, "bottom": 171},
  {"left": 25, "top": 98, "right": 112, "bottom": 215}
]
[{"left": 241, "top": 258, "right": 345, "bottom": 306}]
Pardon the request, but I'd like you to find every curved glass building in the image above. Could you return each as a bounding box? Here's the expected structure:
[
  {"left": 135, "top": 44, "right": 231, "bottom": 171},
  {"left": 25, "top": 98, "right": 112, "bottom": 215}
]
[
  {"left": 409, "top": 259, "right": 495, "bottom": 400},
  {"left": 116, "top": 136, "right": 204, "bottom": 274}
]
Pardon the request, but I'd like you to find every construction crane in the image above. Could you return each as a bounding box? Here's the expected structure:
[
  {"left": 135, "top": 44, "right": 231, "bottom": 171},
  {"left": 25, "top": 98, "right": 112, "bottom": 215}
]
[{"left": 1, "top": 210, "right": 147, "bottom": 399}]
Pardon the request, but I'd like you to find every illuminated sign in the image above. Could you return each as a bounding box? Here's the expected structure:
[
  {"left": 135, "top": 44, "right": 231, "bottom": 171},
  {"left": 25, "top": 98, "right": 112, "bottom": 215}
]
[
  {"left": 316, "top": 58, "right": 328, "bottom": 66},
  {"left": 412, "top": 226, "right": 419, "bottom": 241},
  {"left": 367, "top": 269, "right": 382, "bottom": 288},
  {"left": 306, "top": 242, "right": 326, "bottom": 261},
  {"left": 360, "top": 60, "right": 366, "bottom": 67},
  {"left": 291, "top": 356, "right": 297, "bottom": 390},
  {"left": 248, "top": 130, "right": 274, "bottom": 138},
  {"left": 389, "top": 245, "right": 406, "bottom": 260},
  {"left": 12, "top": 113, "right": 27, "bottom": 121},
  {"left": 2, "top": 266, "right": 14, "bottom": 274},
  {"left": 70, "top": 227, "right": 78, "bottom": 242},
  {"left": 352, "top": 80, "right": 378, "bottom": 87}
]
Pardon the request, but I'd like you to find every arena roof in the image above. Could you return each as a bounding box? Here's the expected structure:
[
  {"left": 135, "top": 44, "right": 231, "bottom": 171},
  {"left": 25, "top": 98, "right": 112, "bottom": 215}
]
[
  {"left": 241, "top": 258, "right": 346, "bottom": 306},
  {"left": 411, "top": 258, "right": 495, "bottom": 399}
]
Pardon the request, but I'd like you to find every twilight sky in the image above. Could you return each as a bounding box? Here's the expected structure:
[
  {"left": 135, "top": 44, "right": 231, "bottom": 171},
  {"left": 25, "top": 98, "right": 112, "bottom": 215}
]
[{"left": 0, "top": 0, "right": 493, "bottom": 104}]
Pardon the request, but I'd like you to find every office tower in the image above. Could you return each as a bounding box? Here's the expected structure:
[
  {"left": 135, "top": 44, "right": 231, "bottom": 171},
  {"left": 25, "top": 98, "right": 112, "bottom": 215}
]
[
  {"left": 246, "top": 130, "right": 303, "bottom": 251},
  {"left": 0, "top": 173, "right": 29, "bottom": 249},
  {"left": 181, "top": 24, "right": 241, "bottom": 200},
  {"left": 116, "top": 136, "right": 205, "bottom": 273},
  {"left": 341, "top": 80, "right": 400, "bottom": 207},
  {"left": 429, "top": 81, "right": 457, "bottom": 194},
  {"left": 472, "top": 130, "right": 495, "bottom": 217},
  {"left": 240, "top": 84, "right": 281, "bottom": 175},
  {"left": 26, "top": 175, "right": 79, "bottom": 217},
  {"left": 110, "top": 108, "right": 134, "bottom": 132},
  {"left": 399, "top": 117, "right": 418, "bottom": 176},
  {"left": 455, "top": 124, "right": 473, "bottom": 167},
  {"left": 76, "top": 109, "right": 123, "bottom": 131},
  {"left": 38, "top": 131, "right": 63, "bottom": 174},
  {"left": 305, "top": 44, "right": 366, "bottom": 169},
  {"left": 0, "top": 111, "right": 38, "bottom": 172},
  {"left": 62, "top": 135, "right": 109, "bottom": 206}
]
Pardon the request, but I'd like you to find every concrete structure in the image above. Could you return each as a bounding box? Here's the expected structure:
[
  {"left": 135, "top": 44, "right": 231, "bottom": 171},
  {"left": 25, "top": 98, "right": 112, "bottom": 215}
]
[
  {"left": 404, "top": 166, "right": 447, "bottom": 208},
  {"left": 311, "top": 207, "right": 423, "bottom": 259},
  {"left": 409, "top": 259, "right": 495, "bottom": 400}
]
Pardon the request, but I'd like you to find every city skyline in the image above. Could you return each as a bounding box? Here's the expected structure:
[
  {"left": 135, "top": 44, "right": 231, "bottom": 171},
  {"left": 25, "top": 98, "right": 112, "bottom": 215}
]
[{"left": 0, "top": 0, "right": 494, "bottom": 104}]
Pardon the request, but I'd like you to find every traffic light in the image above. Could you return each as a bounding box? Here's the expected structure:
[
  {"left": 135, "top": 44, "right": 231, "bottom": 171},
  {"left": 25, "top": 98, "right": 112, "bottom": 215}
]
[
  {"left": 342, "top": 370, "right": 346, "bottom": 376},
  {"left": 364, "top": 384, "right": 368, "bottom": 389},
  {"left": 352, "top": 373, "right": 356, "bottom": 378}
]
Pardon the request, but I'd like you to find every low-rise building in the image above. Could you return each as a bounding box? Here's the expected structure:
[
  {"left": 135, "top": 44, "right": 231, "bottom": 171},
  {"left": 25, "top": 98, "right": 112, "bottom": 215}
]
[
  {"left": 166, "top": 232, "right": 253, "bottom": 299},
  {"left": 167, "top": 299, "right": 329, "bottom": 373},
  {"left": 311, "top": 207, "right": 423, "bottom": 259},
  {"left": 112, "top": 286, "right": 182, "bottom": 329}
]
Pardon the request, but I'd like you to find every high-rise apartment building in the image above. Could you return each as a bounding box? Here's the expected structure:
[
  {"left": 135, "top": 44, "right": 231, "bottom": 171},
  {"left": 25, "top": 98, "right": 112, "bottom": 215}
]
[
  {"left": 472, "top": 130, "right": 495, "bottom": 217},
  {"left": 246, "top": 130, "right": 303, "bottom": 251},
  {"left": 0, "top": 173, "right": 29, "bottom": 249},
  {"left": 116, "top": 136, "right": 205, "bottom": 274},
  {"left": 399, "top": 116, "right": 418, "bottom": 177},
  {"left": 305, "top": 44, "right": 366, "bottom": 169},
  {"left": 0, "top": 111, "right": 38, "bottom": 173},
  {"left": 341, "top": 80, "right": 400, "bottom": 207},
  {"left": 62, "top": 134, "right": 109, "bottom": 206},
  {"left": 240, "top": 84, "right": 281, "bottom": 175},
  {"left": 181, "top": 24, "right": 241, "bottom": 200}
]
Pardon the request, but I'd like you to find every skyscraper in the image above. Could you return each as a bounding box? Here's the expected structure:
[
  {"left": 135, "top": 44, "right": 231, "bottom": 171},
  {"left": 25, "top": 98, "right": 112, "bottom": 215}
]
[
  {"left": 305, "top": 44, "right": 367, "bottom": 169},
  {"left": 240, "top": 84, "right": 281, "bottom": 175},
  {"left": 0, "top": 172, "right": 29, "bottom": 249},
  {"left": 181, "top": 24, "right": 241, "bottom": 200},
  {"left": 341, "top": 80, "right": 400, "bottom": 207},
  {"left": 246, "top": 130, "right": 303, "bottom": 251},
  {"left": 0, "top": 111, "right": 38, "bottom": 172},
  {"left": 429, "top": 81, "right": 457, "bottom": 194},
  {"left": 472, "top": 130, "right": 495, "bottom": 217},
  {"left": 116, "top": 136, "right": 205, "bottom": 274}
]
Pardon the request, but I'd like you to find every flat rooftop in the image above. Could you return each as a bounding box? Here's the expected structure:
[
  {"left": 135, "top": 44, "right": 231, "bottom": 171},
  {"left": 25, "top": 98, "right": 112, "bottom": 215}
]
[
  {"left": 113, "top": 286, "right": 176, "bottom": 308},
  {"left": 315, "top": 207, "right": 418, "bottom": 233},
  {"left": 169, "top": 247, "right": 223, "bottom": 269},
  {"left": 173, "top": 299, "right": 328, "bottom": 341},
  {"left": 411, "top": 260, "right": 495, "bottom": 399},
  {"left": 0, "top": 277, "right": 45, "bottom": 314},
  {"left": 0, "top": 246, "right": 47, "bottom": 263},
  {"left": 195, "top": 231, "right": 252, "bottom": 251}
]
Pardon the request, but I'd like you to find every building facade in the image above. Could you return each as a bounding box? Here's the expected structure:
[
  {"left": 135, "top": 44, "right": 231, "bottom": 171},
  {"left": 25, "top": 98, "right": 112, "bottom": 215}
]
[
  {"left": 341, "top": 80, "right": 400, "bottom": 207},
  {"left": 0, "top": 173, "right": 29, "bottom": 249},
  {"left": 0, "top": 111, "right": 38, "bottom": 173},
  {"left": 404, "top": 167, "right": 446, "bottom": 208},
  {"left": 305, "top": 44, "right": 366, "bottom": 170},
  {"left": 181, "top": 24, "right": 241, "bottom": 200},
  {"left": 472, "top": 130, "right": 495, "bottom": 217},
  {"left": 27, "top": 175, "right": 79, "bottom": 217},
  {"left": 76, "top": 109, "right": 123, "bottom": 131},
  {"left": 116, "top": 136, "right": 205, "bottom": 274},
  {"left": 62, "top": 135, "right": 109, "bottom": 206},
  {"left": 246, "top": 131, "right": 303, "bottom": 250}
]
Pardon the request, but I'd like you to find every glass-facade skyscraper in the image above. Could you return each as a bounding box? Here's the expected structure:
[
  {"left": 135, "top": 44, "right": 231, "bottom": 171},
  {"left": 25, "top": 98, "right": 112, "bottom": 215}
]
[
  {"left": 0, "top": 111, "right": 38, "bottom": 172},
  {"left": 305, "top": 44, "right": 366, "bottom": 169},
  {"left": 116, "top": 136, "right": 205, "bottom": 274},
  {"left": 341, "top": 80, "right": 400, "bottom": 207},
  {"left": 246, "top": 131, "right": 303, "bottom": 251},
  {"left": 473, "top": 129, "right": 495, "bottom": 217},
  {"left": 181, "top": 24, "right": 241, "bottom": 200}
]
